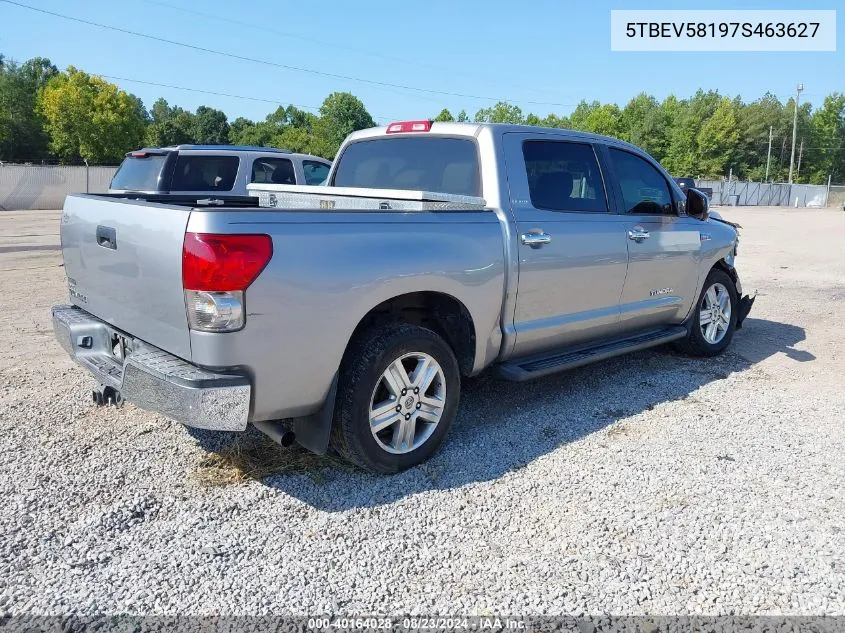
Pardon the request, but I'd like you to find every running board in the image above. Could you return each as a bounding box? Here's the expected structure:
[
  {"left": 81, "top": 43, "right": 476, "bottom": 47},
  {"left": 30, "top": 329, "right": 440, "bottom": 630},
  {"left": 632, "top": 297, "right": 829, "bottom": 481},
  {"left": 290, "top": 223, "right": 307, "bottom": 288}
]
[{"left": 495, "top": 326, "right": 688, "bottom": 382}]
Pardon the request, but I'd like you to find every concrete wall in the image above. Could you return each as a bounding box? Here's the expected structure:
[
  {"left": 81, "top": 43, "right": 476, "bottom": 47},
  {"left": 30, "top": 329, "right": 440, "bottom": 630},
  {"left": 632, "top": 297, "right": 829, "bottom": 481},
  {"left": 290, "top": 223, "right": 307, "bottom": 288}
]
[{"left": 0, "top": 164, "right": 118, "bottom": 210}]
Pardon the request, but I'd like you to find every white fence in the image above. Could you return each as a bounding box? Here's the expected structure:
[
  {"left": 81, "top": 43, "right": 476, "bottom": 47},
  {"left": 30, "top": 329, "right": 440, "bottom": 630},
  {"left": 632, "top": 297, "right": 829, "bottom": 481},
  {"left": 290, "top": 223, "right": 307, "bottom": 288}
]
[
  {"left": 696, "top": 179, "right": 836, "bottom": 207},
  {"left": 0, "top": 164, "right": 118, "bottom": 211}
]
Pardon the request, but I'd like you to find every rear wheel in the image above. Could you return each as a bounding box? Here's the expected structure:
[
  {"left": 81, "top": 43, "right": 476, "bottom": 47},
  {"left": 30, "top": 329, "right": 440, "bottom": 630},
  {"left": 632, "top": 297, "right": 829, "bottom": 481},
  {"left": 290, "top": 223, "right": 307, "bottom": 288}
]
[
  {"left": 331, "top": 322, "right": 460, "bottom": 473},
  {"left": 674, "top": 268, "right": 738, "bottom": 357}
]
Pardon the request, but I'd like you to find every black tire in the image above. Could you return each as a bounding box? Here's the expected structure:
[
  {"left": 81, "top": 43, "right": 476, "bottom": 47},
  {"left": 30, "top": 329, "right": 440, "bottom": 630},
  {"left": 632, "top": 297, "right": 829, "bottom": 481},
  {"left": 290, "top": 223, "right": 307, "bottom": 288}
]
[
  {"left": 673, "top": 267, "right": 738, "bottom": 357},
  {"left": 331, "top": 322, "right": 461, "bottom": 473}
]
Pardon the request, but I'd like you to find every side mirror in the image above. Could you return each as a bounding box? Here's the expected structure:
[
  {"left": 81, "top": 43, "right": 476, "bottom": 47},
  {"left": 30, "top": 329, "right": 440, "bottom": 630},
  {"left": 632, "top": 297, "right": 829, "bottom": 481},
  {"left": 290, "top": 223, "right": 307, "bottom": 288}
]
[{"left": 686, "top": 187, "right": 709, "bottom": 219}]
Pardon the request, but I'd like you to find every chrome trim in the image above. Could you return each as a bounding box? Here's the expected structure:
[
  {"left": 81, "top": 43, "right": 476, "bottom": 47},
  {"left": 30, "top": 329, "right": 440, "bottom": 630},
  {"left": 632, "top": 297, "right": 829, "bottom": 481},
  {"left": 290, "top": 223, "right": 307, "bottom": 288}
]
[
  {"left": 627, "top": 228, "right": 650, "bottom": 242},
  {"left": 520, "top": 232, "right": 552, "bottom": 247}
]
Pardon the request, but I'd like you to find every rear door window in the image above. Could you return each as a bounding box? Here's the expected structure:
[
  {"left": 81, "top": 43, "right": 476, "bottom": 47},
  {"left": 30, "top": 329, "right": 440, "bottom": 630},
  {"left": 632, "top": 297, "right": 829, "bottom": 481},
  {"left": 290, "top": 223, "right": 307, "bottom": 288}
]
[
  {"left": 250, "top": 157, "right": 296, "bottom": 185},
  {"left": 333, "top": 137, "right": 480, "bottom": 196},
  {"left": 110, "top": 154, "right": 168, "bottom": 191},
  {"left": 302, "top": 160, "right": 330, "bottom": 185},
  {"left": 171, "top": 155, "right": 240, "bottom": 192},
  {"left": 522, "top": 140, "right": 607, "bottom": 212}
]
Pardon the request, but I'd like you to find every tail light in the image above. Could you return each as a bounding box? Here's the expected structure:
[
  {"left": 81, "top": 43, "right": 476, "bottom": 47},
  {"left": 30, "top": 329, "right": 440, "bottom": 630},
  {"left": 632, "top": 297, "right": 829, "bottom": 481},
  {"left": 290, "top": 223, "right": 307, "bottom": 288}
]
[
  {"left": 182, "top": 232, "right": 273, "bottom": 332},
  {"left": 386, "top": 120, "right": 431, "bottom": 133}
]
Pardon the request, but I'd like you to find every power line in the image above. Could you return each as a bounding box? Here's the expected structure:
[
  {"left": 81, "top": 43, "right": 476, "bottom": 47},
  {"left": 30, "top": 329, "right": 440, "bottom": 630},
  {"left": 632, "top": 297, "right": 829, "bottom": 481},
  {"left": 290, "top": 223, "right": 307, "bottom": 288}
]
[
  {"left": 99, "top": 74, "right": 399, "bottom": 122},
  {"left": 140, "top": 0, "right": 564, "bottom": 101},
  {"left": 0, "top": 0, "right": 578, "bottom": 108}
]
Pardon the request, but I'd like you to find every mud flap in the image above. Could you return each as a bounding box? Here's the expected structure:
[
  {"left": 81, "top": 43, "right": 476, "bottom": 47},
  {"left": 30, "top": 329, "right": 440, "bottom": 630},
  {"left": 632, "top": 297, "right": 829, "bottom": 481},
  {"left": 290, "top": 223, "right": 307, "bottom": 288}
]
[
  {"left": 736, "top": 293, "right": 756, "bottom": 329},
  {"left": 287, "top": 373, "right": 338, "bottom": 454}
]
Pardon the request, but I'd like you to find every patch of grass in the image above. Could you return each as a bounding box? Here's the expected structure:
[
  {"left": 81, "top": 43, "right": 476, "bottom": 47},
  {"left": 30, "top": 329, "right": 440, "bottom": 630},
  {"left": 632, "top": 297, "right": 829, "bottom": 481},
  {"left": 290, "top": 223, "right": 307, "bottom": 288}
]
[{"left": 192, "top": 434, "right": 346, "bottom": 486}]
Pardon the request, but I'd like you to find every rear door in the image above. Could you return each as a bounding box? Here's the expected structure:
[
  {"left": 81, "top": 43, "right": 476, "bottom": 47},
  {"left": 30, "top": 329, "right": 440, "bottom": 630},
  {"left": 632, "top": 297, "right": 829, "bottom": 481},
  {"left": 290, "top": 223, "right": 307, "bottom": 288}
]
[
  {"left": 605, "top": 147, "right": 702, "bottom": 331},
  {"left": 60, "top": 195, "right": 193, "bottom": 360},
  {"left": 503, "top": 133, "right": 630, "bottom": 357}
]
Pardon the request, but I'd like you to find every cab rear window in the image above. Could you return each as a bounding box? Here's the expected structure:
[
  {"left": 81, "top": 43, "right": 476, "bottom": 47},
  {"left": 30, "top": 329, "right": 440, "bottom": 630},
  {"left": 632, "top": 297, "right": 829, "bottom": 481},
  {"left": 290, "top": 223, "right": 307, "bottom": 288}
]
[
  {"left": 110, "top": 154, "right": 168, "bottom": 191},
  {"left": 333, "top": 137, "right": 480, "bottom": 197}
]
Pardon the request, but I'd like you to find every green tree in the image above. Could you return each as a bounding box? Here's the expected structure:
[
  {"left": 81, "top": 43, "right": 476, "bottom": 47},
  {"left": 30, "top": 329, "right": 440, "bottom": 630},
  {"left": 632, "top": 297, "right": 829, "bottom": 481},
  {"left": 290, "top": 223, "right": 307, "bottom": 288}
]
[
  {"left": 735, "top": 93, "right": 785, "bottom": 180},
  {"left": 810, "top": 93, "right": 845, "bottom": 183},
  {"left": 662, "top": 90, "right": 720, "bottom": 176},
  {"left": 433, "top": 108, "right": 455, "bottom": 122},
  {"left": 541, "top": 113, "right": 571, "bottom": 129},
  {"left": 474, "top": 101, "right": 524, "bottom": 124},
  {"left": 568, "top": 100, "right": 600, "bottom": 131},
  {"left": 192, "top": 105, "right": 229, "bottom": 144},
  {"left": 310, "top": 92, "right": 374, "bottom": 159},
  {"left": 696, "top": 97, "right": 740, "bottom": 177},
  {"left": 456, "top": 110, "right": 469, "bottom": 123},
  {"left": 37, "top": 66, "right": 146, "bottom": 163},
  {"left": 621, "top": 93, "right": 668, "bottom": 160},
  {"left": 0, "top": 56, "right": 57, "bottom": 160},
  {"left": 583, "top": 103, "right": 622, "bottom": 138},
  {"left": 145, "top": 98, "right": 194, "bottom": 146}
]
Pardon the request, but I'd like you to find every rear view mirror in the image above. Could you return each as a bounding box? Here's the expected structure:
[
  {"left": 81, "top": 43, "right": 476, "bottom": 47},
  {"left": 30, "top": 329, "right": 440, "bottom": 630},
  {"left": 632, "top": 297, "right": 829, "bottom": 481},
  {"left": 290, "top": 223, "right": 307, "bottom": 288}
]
[{"left": 686, "top": 188, "right": 709, "bottom": 219}]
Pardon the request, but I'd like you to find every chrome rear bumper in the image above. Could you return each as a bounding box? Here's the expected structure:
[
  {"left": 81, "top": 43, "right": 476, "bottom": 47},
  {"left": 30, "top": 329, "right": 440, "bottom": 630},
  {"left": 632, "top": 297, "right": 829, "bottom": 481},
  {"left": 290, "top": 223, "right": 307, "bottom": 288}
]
[{"left": 52, "top": 305, "right": 250, "bottom": 431}]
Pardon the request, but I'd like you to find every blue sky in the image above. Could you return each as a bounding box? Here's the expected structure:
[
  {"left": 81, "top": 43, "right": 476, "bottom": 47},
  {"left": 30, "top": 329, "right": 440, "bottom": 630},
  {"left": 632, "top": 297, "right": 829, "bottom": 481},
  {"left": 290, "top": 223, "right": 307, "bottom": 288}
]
[{"left": 0, "top": 0, "right": 841, "bottom": 124}]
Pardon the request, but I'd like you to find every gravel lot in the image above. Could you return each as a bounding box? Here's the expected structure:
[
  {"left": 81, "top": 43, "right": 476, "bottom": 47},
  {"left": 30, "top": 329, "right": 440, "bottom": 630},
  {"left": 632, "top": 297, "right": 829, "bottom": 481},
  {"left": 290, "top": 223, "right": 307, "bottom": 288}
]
[{"left": 1, "top": 207, "right": 844, "bottom": 616}]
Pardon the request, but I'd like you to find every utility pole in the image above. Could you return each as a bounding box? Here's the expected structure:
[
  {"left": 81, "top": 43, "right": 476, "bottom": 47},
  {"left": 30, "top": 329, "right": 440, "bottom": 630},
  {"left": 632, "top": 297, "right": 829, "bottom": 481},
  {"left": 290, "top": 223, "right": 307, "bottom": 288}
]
[
  {"left": 796, "top": 138, "right": 804, "bottom": 181},
  {"left": 788, "top": 83, "right": 804, "bottom": 184},
  {"left": 765, "top": 125, "right": 773, "bottom": 182}
]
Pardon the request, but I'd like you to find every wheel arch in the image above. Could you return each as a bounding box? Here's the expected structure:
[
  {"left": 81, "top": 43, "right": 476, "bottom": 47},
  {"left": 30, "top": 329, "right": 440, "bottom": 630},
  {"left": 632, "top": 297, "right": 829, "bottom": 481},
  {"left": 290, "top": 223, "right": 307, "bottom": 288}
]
[{"left": 344, "top": 291, "right": 478, "bottom": 377}]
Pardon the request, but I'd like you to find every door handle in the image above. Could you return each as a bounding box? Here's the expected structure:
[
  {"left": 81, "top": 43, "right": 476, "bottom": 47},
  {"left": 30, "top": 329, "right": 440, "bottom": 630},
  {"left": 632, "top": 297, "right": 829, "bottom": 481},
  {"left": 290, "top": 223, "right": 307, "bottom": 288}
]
[
  {"left": 96, "top": 225, "right": 117, "bottom": 250},
  {"left": 627, "top": 228, "right": 650, "bottom": 242},
  {"left": 521, "top": 232, "right": 552, "bottom": 248}
]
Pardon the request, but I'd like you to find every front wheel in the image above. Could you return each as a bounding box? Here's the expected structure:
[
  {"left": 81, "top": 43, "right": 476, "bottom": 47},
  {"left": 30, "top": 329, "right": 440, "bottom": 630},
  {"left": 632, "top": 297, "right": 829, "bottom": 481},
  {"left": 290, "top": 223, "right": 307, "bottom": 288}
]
[
  {"left": 331, "top": 322, "right": 460, "bottom": 473},
  {"left": 674, "top": 268, "right": 738, "bottom": 357}
]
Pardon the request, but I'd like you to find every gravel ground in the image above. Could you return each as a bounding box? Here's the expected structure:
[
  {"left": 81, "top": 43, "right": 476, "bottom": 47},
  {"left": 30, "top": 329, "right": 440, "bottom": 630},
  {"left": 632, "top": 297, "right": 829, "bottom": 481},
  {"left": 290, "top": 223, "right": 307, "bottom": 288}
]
[{"left": 1, "top": 207, "right": 844, "bottom": 616}]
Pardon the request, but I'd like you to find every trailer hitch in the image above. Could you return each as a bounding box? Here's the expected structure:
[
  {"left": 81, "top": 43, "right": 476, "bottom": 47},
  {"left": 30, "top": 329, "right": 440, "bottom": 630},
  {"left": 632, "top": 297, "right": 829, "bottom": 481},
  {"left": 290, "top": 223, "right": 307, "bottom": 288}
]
[{"left": 92, "top": 385, "right": 124, "bottom": 407}]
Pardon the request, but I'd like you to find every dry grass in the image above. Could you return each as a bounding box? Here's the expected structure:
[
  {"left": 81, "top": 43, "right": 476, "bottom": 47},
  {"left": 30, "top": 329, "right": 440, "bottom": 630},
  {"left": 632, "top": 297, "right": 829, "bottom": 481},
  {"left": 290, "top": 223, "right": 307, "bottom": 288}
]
[{"left": 192, "top": 433, "right": 347, "bottom": 486}]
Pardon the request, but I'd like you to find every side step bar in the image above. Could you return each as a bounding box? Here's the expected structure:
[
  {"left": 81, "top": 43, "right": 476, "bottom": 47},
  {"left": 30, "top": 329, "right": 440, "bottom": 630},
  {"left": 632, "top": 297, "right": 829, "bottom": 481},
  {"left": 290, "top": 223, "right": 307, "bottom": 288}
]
[{"left": 495, "top": 326, "right": 688, "bottom": 382}]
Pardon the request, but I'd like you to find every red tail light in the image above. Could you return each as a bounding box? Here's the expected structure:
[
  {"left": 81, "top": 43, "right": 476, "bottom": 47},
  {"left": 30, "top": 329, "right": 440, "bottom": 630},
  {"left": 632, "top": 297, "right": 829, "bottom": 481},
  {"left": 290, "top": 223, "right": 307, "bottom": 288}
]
[
  {"left": 386, "top": 120, "right": 432, "bottom": 134},
  {"left": 182, "top": 233, "right": 273, "bottom": 291}
]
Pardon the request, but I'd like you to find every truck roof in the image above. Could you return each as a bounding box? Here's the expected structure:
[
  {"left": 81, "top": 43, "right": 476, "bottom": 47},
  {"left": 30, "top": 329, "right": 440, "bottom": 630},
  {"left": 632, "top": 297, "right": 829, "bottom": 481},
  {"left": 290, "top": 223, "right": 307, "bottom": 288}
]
[{"left": 345, "top": 121, "right": 642, "bottom": 152}]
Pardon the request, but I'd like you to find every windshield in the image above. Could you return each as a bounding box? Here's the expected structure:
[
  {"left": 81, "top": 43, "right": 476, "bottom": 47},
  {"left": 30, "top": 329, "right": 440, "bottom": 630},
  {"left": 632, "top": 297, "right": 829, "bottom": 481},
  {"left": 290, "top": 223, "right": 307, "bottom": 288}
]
[
  {"left": 110, "top": 154, "right": 168, "bottom": 191},
  {"left": 332, "top": 137, "right": 480, "bottom": 197}
]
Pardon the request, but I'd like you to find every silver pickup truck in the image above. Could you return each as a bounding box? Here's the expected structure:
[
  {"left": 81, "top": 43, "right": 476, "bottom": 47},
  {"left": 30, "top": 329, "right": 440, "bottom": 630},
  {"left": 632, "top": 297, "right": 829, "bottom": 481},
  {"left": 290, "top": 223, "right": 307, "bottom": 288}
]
[{"left": 52, "top": 121, "right": 754, "bottom": 473}]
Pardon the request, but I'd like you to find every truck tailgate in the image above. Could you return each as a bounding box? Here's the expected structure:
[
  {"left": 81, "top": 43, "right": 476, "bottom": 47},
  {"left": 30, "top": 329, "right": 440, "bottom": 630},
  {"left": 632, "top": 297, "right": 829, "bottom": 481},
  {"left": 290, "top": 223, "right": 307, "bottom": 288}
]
[{"left": 60, "top": 194, "right": 192, "bottom": 360}]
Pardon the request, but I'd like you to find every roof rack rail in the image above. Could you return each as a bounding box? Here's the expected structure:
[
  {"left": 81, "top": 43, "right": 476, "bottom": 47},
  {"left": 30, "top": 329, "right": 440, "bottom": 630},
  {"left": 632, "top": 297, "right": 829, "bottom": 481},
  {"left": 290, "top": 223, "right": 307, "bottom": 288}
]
[{"left": 170, "top": 144, "right": 292, "bottom": 153}]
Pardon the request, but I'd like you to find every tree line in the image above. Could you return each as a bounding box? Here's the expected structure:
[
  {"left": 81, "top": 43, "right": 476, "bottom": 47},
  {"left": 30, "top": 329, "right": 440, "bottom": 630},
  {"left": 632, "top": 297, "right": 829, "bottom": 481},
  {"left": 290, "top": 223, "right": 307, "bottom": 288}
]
[{"left": 1, "top": 54, "right": 843, "bottom": 184}]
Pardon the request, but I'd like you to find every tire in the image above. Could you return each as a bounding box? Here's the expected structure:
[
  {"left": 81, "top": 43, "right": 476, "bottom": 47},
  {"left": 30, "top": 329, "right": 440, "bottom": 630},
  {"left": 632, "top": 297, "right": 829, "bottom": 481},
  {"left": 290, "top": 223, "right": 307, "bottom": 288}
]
[
  {"left": 673, "top": 268, "right": 738, "bottom": 357},
  {"left": 331, "top": 322, "right": 461, "bottom": 473}
]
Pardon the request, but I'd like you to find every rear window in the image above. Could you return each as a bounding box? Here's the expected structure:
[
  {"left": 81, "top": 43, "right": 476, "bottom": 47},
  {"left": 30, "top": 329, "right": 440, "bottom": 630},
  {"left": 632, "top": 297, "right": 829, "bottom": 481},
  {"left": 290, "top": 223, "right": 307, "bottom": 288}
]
[
  {"left": 333, "top": 137, "right": 480, "bottom": 197},
  {"left": 110, "top": 154, "right": 168, "bottom": 191},
  {"left": 171, "top": 155, "right": 240, "bottom": 192}
]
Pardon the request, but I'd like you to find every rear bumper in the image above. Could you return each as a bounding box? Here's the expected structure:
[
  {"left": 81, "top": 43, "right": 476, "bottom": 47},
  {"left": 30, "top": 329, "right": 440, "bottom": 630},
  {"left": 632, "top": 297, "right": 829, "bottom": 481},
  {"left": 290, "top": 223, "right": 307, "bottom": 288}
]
[{"left": 52, "top": 305, "right": 250, "bottom": 431}]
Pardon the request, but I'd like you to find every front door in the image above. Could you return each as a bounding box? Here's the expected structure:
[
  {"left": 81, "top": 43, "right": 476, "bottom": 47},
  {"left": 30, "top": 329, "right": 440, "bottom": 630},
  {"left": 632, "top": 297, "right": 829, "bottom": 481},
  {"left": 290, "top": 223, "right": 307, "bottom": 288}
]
[
  {"left": 605, "top": 147, "right": 702, "bottom": 331},
  {"left": 504, "top": 134, "right": 630, "bottom": 357}
]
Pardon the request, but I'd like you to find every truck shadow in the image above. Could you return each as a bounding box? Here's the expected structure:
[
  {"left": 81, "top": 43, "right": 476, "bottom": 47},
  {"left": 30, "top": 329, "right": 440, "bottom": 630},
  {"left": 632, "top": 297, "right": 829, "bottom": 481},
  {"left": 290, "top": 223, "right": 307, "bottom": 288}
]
[{"left": 189, "top": 317, "right": 811, "bottom": 511}]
